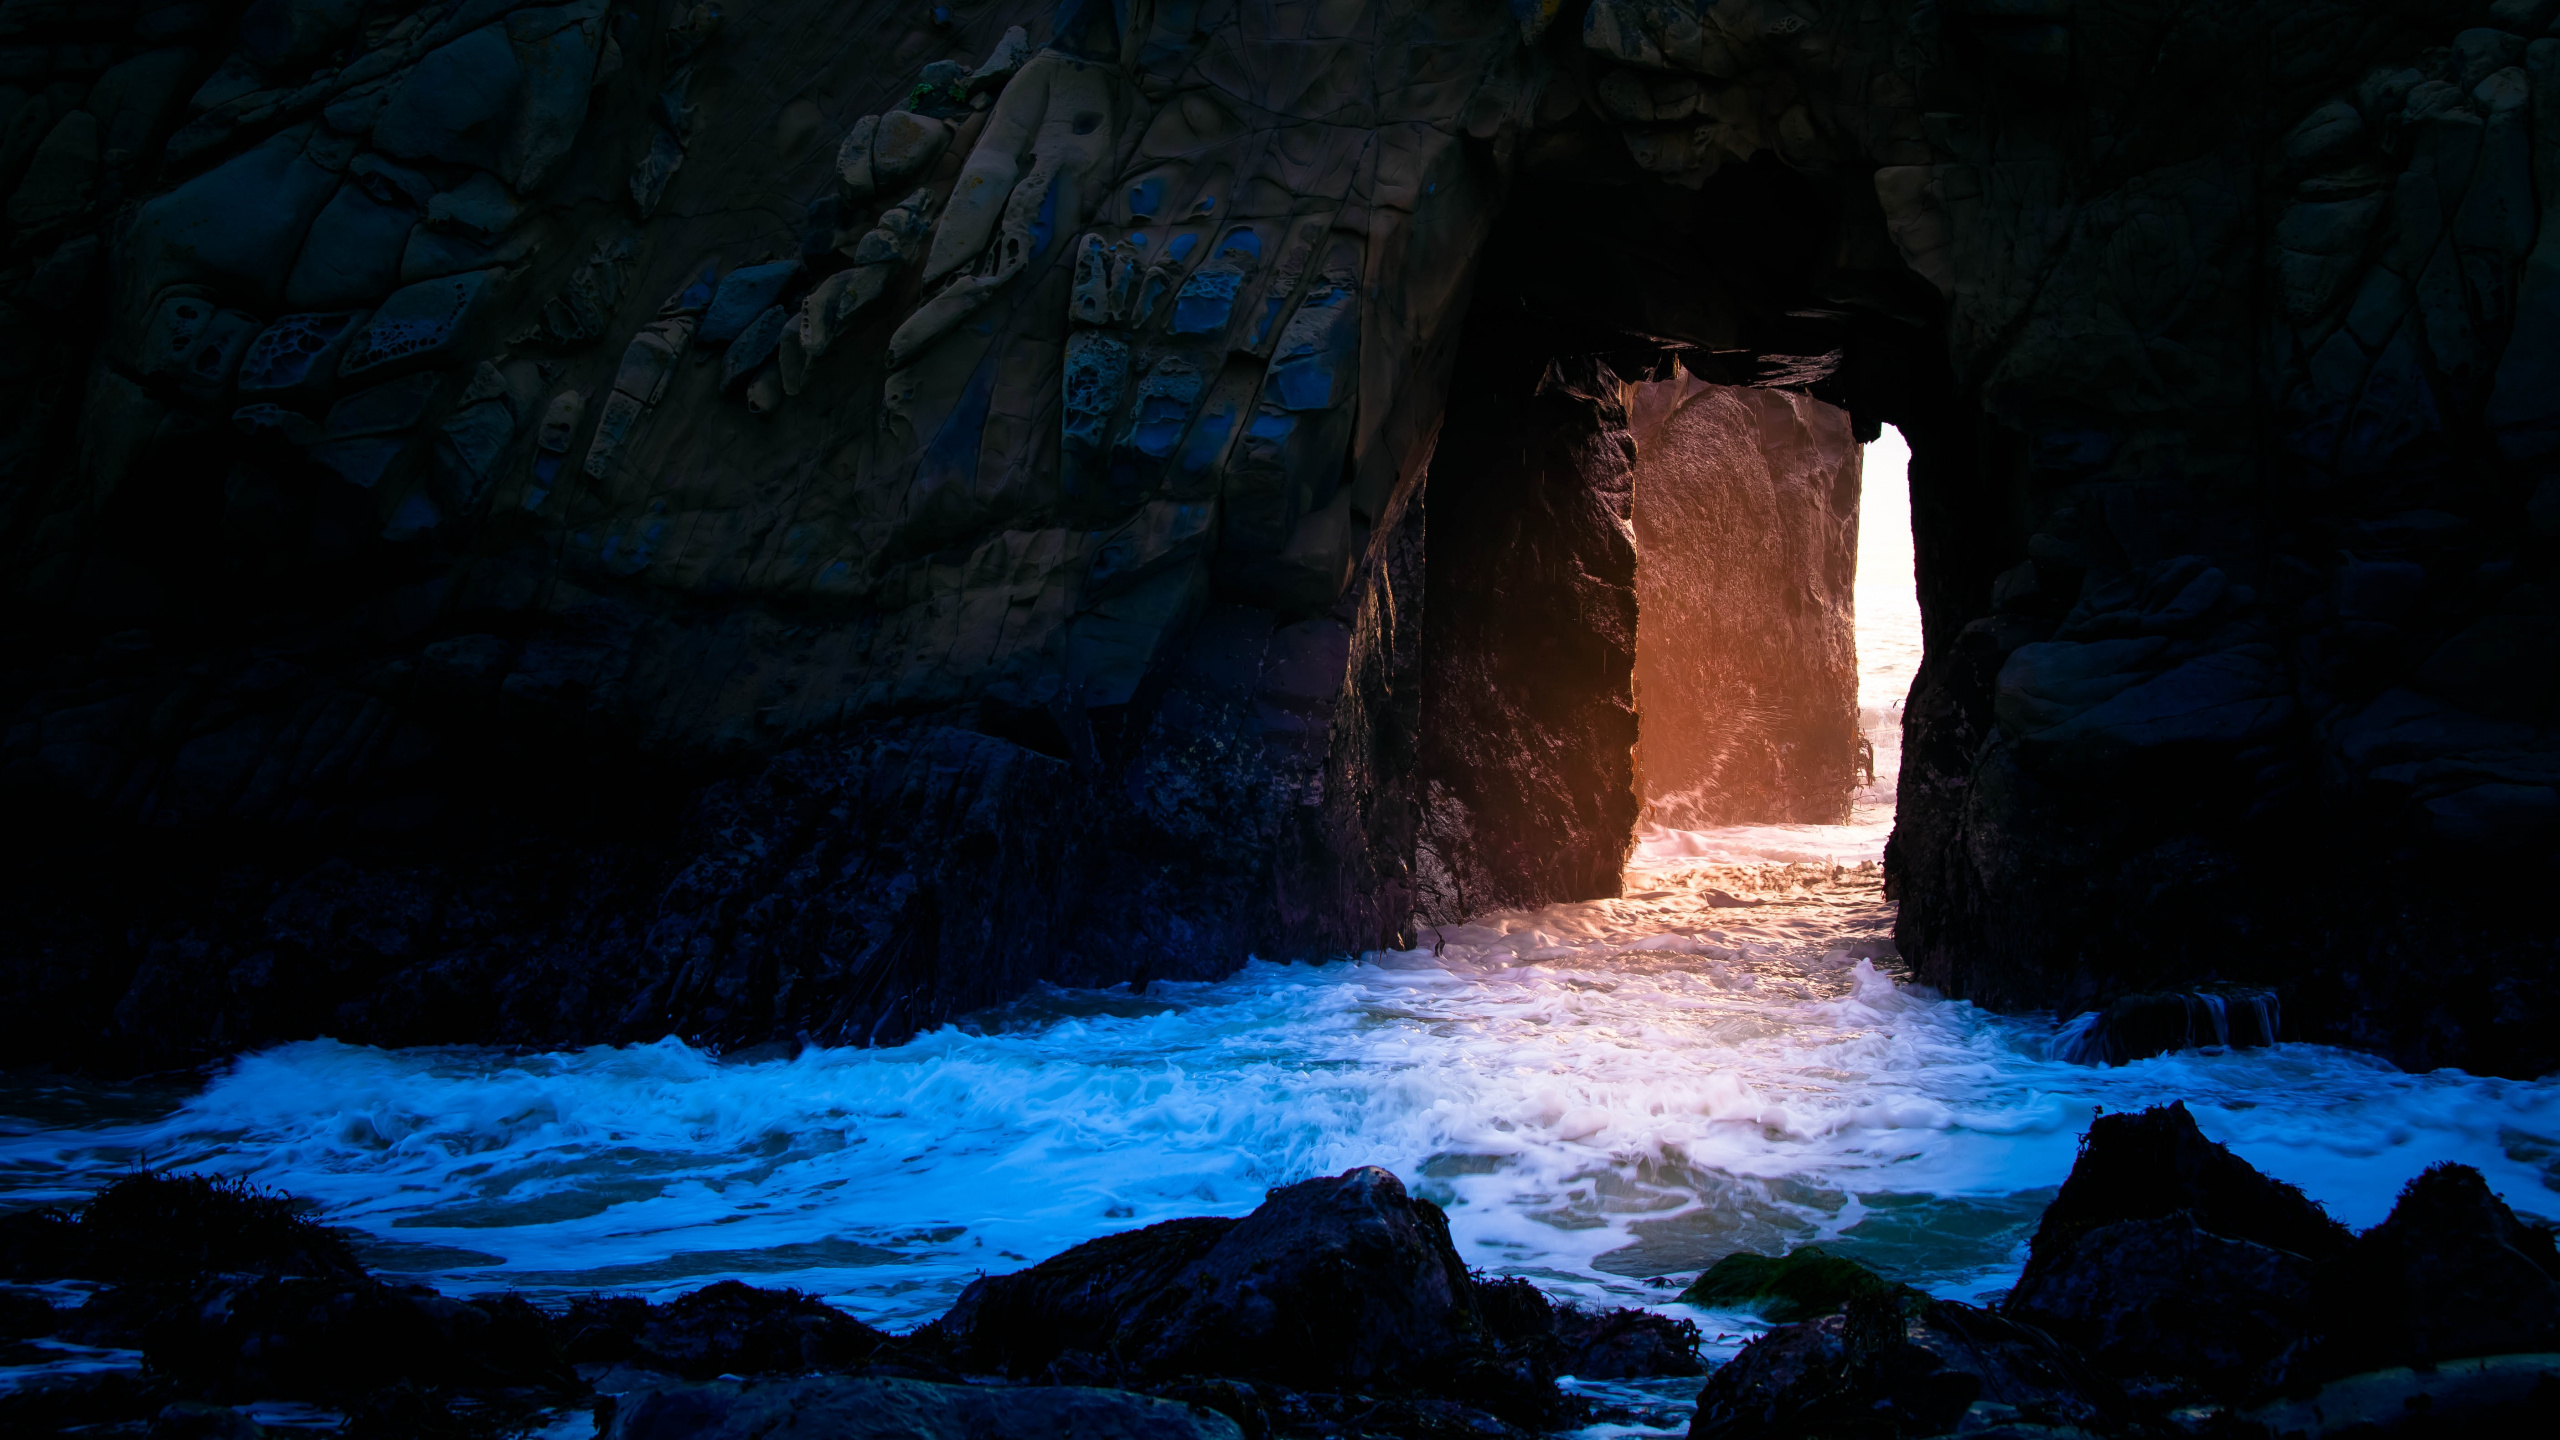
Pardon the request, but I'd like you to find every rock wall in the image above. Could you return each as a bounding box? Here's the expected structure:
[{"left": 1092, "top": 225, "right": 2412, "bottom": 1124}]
[
  {"left": 0, "top": 0, "right": 2554, "bottom": 1075},
  {"left": 1629, "top": 377, "right": 1860, "bottom": 828}
]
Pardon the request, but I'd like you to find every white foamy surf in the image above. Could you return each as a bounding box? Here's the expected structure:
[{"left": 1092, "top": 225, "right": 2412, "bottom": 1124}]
[{"left": 1, "top": 431, "right": 2554, "bottom": 1433}]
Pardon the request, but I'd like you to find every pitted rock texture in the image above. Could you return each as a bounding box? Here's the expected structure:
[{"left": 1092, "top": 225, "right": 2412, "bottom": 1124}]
[{"left": 0, "top": 0, "right": 2555, "bottom": 1073}]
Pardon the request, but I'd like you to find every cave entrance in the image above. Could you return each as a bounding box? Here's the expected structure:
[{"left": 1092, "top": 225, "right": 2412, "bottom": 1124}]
[{"left": 1403, "top": 154, "right": 1956, "bottom": 931}]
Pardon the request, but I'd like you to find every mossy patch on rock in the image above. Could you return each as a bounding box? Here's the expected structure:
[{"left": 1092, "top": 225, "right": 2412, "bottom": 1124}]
[{"left": 1675, "top": 1246, "right": 1904, "bottom": 1322}]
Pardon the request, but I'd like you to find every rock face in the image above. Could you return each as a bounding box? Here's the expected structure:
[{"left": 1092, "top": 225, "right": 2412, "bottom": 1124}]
[
  {"left": 1631, "top": 376, "right": 1862, "bottom": 827},
  {"left": 0, "top": 1, "right": 2556, "bottom": 1072}
]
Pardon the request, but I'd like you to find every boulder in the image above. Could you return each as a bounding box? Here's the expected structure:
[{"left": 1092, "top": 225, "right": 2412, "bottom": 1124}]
[
  {"left": 1691, "top": 1289, "right": 2118, "bottom": 1440},
  {"left": 0, "top": 1171, "right": 364, "bottom": 1285},
  {"left": 2310, "top": 1163, "right": 2560, "bottom": 1375},
  {"left": 124, "top": 126, "right": 344, "bottom": 308},
  {"left": 699, "top": 260, "right": 801, "bottom": 344},
  {"left": 942, "top": 1167, "right": 1480, "bottom": 1389},
  {"left": 2010, "top": 1104, "right": 2352, "bottom": 1304},
  {"left": 602, "top": 1376, "right": 1244, "bottom": 1440},
  {"left": 374, "top": 25, "right": 525, "bottom": 169},
  {"left": 2004, "top": 1212, "right": 2313, "bottom": 1391},
  {"left": 281, "top": 181, "right": 417, "bottom": 310},
  {"left": 1550, "top": 1305, "right": 1704, "bottom": 1379}
]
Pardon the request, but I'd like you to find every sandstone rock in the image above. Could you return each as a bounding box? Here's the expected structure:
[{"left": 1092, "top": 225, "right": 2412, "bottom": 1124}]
[
  {"left": 870, "top": 109, "right": 948, "bottom": 183},
  {"left": 601, "top": 1376, "right": 1244, "bottom": 1440},
  {"left": 2010, "top": 1104, "right": 2352, "bottom": 1295},
  {"left": 374, "top": 24, "right": 523, "bottom": 169},
  {"left": 1691, "top": 1288, "right": 2118, "bottom": 1440},
  {"left": 282, "top": 181, "right": 417, "bottom": 310},
  {"left": 236, "top": 311, "right": 369, "bottom": 402},
  {"left": 338, "top": 269, "right": 501, "bottom": 383},
  {"left": 4, "top": 104, "right": 92, "bottom": 233}
]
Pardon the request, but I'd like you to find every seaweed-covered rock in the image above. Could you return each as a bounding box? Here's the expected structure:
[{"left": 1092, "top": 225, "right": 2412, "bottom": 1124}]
[
  {"left": 1550, "top": 1304, "right": 1705, "bottom": 1379},
  {"left": 0, "top": 1171, "right": 365, "bottom": 1285},
  {"left": 939, "top": 1215, "right": 1239, "bottom": 1374},
  {"left": 602, "top": 1374, "right": 1244, "bottom": 1440},
  {"left": 143, "top": 1275, "right": 578, "bottom": 1408},
  {"left": 2309, "top": 1162, "right": 2560, "bottom": 1375},
  {"left": 1678, "top": 1246, "right": 1903, "bottom": 1322}
]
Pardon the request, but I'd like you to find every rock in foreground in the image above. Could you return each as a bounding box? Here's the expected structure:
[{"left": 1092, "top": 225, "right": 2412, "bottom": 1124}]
[{"left": 603, "top": 1375, "right": 1244, "bottom": 1440}]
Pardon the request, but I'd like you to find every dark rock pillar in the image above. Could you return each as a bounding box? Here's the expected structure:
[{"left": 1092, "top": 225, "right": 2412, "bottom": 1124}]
[
  {"left": 1411, "top": 346, "right": 1642, "bottom": 923},
  {"left": 1627, "top": 378, "right": 1863, "bottom": 827}
]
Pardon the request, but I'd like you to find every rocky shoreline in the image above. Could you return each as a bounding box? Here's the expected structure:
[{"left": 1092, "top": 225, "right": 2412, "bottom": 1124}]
[{"left": 2, "top": 1103, "right": 2554, "bottom": 1439}]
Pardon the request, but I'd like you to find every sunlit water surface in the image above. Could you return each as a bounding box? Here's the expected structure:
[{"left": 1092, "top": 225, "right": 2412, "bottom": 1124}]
[{"left": 3, "top": 434, "right": 2554, "bottom": 1431}]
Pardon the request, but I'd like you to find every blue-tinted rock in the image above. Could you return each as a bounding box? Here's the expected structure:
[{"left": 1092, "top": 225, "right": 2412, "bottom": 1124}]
[
  {"left": 721, "top": 305, "right": 786, "bottom": 389},
  {"left": 339, "top": 270, "right": 499, "bottom": 382},
  {"left": 1169, "top": 269, "right": 1240, "bottom": 335},
  {"left": 307, "top": 437, "right": 409, "bottom": 488},
  {"left": 231, "top": 404, "right": 327, "bottom": 447},
  {"left": 502, "top": 0, "right": 608, "bottom": 190},
  {"left": 239, "top": 0, "right": 364, "bottom": 72},
  {"left": 435, "top": 397, "right": 521, "bottom": 511},
  {"left": 425, "top": 172, "right": 520, "bottom": 241},
  {"left": 373, "top": 24, "right": 522, "bottom": 169},
  {"left": 347, "top": 153, "right": 435, "bottom": 209},
  {"left": 1265, "top": 283, "right": 1357, "bottom": 411},
  {"left": 174, "top": 309, "right": 261, "bottom": 401},
  {"left": 699, "top": 261, "right": 799, "bottom": 344},
  {"left": 326, "top": 373, "right": 442, "bottom": 437},
  {"left": 282, "top": 181, "right": 416, "bottom": 310},
  {"left": 126, "top": 125, "right": 340, "bottom": 307},
  {"left": 237, "top": 311, "right": 368, "bottom": 400},
  {"left": 629, "top": 125, "right": 684, "bottom": 217}
]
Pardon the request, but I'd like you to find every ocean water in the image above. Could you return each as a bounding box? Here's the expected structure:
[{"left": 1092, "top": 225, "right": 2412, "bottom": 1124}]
[{"left": 3, "top": 434, "right": 2555, "bottom": 1429}]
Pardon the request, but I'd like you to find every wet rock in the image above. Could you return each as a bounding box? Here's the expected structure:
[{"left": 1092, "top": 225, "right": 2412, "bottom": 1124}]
[
  {"left": 0, "top": 1171, "right": 364, "bottom": 1285},
  {"left": 236, "top": 311, "right": 369, "bottom": 403},
  {"left": 2309, "top": 1162, "right": 2560, "bottom": 1376},
  {"left": 2011, "top": 1104, "right": 2352, "bottom": 1299},
  {"left": 602, "top": 1375, "right": 1244, "bottom": 1440},
  {"left": 2005, "top": 1212, "right": 2313, "bottom": 1392},
  {"left": 627, "top": 1280, "right": 890, "bottom": 1379},
  {"left": 2242, "top": 1353, "right": 2560, "bottom": 1438},
  {"left": 1679, "top": 1247, "right": 1905, "bottom": 1322},
  {"left": 1550, "top": 1304, "right": 1704, "bottom": 1379},
  {"left": 698, "top": 260, "right": 800, "bottom": 345},
  {"left": 944, "top": 1168, "right": 1487, "bottom": 1392},
  {"left": 1691, "top": 1289, "right": 2118, "bottom": 1440},
  {"left": 144, "top": 1274, "right": 578, "bottom": 1410}
]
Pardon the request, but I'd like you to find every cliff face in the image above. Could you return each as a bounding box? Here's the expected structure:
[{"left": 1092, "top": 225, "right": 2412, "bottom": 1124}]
[
  {"left": 0, "top": 1, "right": 2554, "bottom": 1075},
  {"left": 1630, "top": 377, "right": 1861, "bottom": 829}
]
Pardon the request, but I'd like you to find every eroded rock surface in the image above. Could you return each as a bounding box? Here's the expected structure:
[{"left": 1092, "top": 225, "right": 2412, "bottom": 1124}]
[{"left": 0, "top": 1, "right": 2554, "bottom": 1072}]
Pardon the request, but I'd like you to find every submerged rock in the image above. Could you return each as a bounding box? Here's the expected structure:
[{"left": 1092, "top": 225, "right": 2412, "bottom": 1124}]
[{"left": 1678, "top": 1246, "right": 1905, "bottom": 1322}]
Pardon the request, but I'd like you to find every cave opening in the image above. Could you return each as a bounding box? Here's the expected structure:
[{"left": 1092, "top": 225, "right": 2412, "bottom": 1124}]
[{"left": 1403, "top": 149, "right": 1962, "bottom": 925}]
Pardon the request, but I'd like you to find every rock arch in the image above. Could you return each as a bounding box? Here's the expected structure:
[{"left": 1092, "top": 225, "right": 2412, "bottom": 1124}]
[{"left": 0, "top": 0, "right": 2552, "bottom": 1076}]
